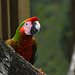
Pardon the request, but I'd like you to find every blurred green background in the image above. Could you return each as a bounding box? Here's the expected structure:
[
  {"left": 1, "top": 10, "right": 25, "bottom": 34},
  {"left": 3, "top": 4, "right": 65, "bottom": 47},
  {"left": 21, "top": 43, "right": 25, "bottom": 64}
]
[{"left": 30, "top": 0, "right": 72, "bottom": 75}]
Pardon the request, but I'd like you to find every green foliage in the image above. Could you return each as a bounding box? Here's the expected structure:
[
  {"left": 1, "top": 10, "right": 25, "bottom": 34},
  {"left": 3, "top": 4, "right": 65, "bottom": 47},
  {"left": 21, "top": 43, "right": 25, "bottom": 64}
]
[{"left": 30, "top": 0, "right": 71, "bottom": 75}]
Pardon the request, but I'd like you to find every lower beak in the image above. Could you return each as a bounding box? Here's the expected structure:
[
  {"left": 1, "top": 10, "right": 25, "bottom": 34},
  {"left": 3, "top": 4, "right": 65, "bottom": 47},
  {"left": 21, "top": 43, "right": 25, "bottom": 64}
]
[
  {"left": 30, "top": 27, "right": 38, "bottom": 35},
  {"left": 30, "top": 21, "right": 40, "bottom": 35}
]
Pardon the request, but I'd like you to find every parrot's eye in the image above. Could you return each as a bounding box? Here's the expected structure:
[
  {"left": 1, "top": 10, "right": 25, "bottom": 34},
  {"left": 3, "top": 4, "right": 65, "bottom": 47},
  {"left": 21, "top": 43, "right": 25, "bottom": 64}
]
[{"left": 25, "top": 23, "right": 28, "bottom": 25}]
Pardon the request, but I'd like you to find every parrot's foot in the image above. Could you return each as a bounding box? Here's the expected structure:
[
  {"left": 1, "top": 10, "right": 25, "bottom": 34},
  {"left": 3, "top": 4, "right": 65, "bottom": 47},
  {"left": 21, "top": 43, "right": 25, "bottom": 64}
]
[
  {"left": 37, "top": 68, "right": 46, "bottom": 75},
  {"left": 29, "top": 63, "right": 46, "bottom": 75}
]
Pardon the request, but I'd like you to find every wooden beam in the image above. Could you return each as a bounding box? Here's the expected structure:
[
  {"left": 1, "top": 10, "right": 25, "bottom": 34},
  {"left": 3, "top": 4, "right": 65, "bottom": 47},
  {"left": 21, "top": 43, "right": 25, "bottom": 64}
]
[
  {"left": 9, "top": 0, "right": 19, "bottom": 38},
  {"left": 0, "top": 0, "right": 2, "bottom": 38},
  {"left": 18, "top": 0, "right": 30, "bottom": 24},
  {"left": 7, "top": 0, "right": 11, "bottom": 39},
  {"left": 1, "top": 0, "right": 8, "bottom": 41}
]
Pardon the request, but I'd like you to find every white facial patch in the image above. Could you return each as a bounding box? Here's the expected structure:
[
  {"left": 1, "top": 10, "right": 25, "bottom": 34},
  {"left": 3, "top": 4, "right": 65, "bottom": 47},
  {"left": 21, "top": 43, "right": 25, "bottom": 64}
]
[{"left": 23, "top": 21, "right": 32, "bottom": 35}]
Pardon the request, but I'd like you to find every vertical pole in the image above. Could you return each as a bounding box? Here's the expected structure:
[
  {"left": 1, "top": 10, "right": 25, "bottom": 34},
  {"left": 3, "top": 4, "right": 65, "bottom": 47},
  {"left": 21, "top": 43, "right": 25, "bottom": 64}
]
[
  {"left": 0, "top": 0, "right": 2, "bottom": 38},
  {"left": 1, "top": 0, "right": 8, "bottom": 40},
  {"left": 18, "top": 0, "right": 30, "bottom": 24},
  {"left": 9, "top": 0, "right": 19, "bottom": 38},
  {"left": 7, "top": 0, "right": 11, "bottom": 39}
]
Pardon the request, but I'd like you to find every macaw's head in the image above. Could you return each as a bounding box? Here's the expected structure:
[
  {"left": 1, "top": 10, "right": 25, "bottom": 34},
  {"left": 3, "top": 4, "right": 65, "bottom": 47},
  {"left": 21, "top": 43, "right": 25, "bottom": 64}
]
[{"left": 18, "top": 17, "right": 40, "bottom": 36}]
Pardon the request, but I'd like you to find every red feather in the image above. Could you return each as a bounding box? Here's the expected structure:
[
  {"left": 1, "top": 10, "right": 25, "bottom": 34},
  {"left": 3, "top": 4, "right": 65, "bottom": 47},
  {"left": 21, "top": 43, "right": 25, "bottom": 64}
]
[
  {"left": 16, "top": 35, "right": 33, "bottom": 61},
  {"left": 25, "top": 17, "right": 38, "bottom": 24}
]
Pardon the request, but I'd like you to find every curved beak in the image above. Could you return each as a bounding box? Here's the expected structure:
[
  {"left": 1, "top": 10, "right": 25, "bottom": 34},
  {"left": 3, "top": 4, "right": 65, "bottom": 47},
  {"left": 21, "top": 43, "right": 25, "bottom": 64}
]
[{"left": 30, "top": 21, "right": 40, "bottom": 35}]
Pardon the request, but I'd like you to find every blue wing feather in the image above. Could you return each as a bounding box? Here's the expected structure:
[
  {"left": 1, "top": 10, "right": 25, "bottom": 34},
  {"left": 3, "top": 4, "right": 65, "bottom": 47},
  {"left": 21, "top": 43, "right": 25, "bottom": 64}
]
[{"left": 34, "top": 51, "right": 38, "bottom": 62}]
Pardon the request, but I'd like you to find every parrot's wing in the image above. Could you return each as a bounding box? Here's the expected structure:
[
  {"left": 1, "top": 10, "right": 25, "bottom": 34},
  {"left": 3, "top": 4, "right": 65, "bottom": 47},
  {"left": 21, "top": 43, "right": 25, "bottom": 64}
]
[
  {"left": 30, "top": 38, "right": 38, "bottom": 65},
  {"left": 5, "top": 39, "right": 16, "bottom": 49}
]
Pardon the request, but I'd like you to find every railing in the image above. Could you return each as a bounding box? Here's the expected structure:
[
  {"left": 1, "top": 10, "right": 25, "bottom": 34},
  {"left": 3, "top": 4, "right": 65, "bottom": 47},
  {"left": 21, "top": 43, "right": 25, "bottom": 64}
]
[{"left": 0, "top": 0, "right": 30, "bottom": 40}]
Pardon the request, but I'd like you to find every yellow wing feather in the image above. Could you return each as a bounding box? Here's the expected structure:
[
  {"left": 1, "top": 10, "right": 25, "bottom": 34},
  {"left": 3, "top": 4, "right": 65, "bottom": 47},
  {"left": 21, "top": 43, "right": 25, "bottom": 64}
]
[{"left": 5, "top": 38, "right": 16, "bottom": 49}]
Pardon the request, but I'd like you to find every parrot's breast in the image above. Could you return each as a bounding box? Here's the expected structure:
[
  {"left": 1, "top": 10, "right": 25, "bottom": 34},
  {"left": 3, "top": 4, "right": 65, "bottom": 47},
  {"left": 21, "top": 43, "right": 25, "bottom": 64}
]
[{"left": 16, "top": 35, "right": 33, "bottom": 62}]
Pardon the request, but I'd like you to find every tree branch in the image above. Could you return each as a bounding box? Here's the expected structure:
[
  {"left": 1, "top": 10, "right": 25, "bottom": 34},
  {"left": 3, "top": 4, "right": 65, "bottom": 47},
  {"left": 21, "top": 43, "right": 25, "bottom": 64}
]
[{"left": 0, "top": 37, "right": 45, "bottom": 75}]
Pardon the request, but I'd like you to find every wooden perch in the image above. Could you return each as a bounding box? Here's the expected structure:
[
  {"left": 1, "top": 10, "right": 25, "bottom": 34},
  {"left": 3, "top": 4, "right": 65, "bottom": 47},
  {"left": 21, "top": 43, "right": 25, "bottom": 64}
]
[{"left": 0, "top": 37, "right": 45, "bottom": 75}]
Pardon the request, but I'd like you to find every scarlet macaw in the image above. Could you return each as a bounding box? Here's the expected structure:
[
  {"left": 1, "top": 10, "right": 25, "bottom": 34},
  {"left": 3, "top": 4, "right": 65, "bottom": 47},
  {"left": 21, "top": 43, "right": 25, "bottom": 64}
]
[{"left": 5, "top": 17, "right": 40, "bottom": 65}]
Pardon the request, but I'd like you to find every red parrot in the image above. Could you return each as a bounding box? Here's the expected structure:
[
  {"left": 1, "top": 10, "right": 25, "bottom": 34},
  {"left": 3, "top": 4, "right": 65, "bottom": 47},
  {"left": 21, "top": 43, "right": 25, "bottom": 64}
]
[{"left": 5, "top": 17, "right": 40, "bottom": 65}]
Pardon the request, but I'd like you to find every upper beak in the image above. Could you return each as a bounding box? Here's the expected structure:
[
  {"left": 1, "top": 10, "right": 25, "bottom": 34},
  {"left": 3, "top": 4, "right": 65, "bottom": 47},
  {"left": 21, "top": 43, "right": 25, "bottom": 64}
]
[{"left": 30, "top": 21, "right": 40, "bottom": 35}]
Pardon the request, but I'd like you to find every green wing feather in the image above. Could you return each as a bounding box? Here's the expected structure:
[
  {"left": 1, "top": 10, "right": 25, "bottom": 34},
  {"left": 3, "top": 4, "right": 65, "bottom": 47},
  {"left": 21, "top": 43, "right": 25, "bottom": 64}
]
[{"left": 13, "top": 21, "right": 25, "bottom": 42}]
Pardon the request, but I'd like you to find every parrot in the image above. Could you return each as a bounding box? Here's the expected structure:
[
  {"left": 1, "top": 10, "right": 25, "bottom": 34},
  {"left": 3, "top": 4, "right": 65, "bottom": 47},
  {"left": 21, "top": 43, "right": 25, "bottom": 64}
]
[{"left": 5, "top": 17, "right": 40, "bottom": 65}]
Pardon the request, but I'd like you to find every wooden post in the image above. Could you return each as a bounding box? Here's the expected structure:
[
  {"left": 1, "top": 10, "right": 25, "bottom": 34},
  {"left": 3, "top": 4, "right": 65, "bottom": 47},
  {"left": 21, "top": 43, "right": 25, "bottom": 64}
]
[
  {"left": 18, "top": 0, "right": 30, "bottom": 24},
  {"left": 0, "top": 0, "right": 11, "bottom": 40},
  {"left": 0, "top": 0, "right": 2, "bottom": 38},
  {"left": 9, "top": 0, "right": 19, "bottom": 38},
  {"left": 1, "top": 0, "right": 8, "bottom": 41},
  {"left": 7, "top": 0, "right": 11, "bottom": 39}
]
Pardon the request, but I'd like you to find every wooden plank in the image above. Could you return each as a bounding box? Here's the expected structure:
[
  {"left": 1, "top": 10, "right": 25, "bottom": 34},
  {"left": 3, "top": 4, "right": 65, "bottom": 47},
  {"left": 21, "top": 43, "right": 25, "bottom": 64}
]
[
  {"left": 1, "top": 0, "right": 8, "bottom": 41},
  {"left": 18, "top": 0, "right": 30, "bottom": 24},
  {"left": 9, "top": 0, "right": 19, "bottom": 38},
  {"left": 0, "top": 0, "right": 2, "bottom": 38},
  {"left": 7, "top": 0, "right": 11, "bottom": 39}
]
